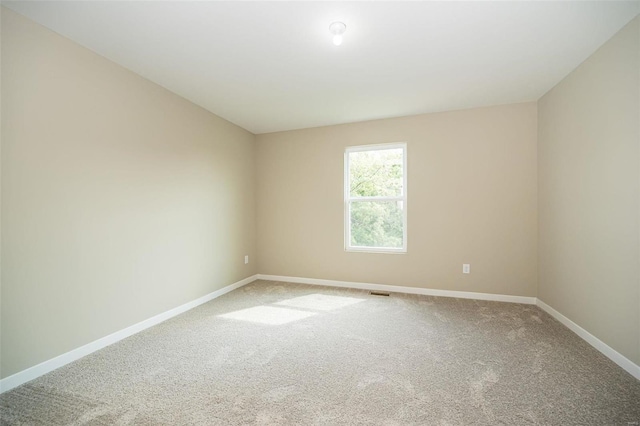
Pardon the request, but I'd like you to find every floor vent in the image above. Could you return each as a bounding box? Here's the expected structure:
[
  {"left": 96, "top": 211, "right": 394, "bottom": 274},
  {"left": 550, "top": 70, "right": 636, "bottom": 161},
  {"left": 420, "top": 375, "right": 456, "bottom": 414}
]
[{"left": 370, "top": 291, "right": 390, "bottom": 297}]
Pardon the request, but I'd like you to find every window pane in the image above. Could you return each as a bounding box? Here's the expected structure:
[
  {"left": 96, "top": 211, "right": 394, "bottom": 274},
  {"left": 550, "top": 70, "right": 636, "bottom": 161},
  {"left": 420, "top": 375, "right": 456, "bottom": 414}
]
[
  {"left": 349, "top": 148, "right": 403, "bottom": 197},
  {"left": 350, "top": 200, "right": 404, "bottom": 249}
]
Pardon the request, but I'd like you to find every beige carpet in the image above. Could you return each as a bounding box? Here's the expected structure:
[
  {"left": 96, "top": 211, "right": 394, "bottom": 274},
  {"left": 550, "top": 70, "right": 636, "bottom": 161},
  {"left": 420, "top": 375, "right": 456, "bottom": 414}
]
[{"left": 1, "top": 280, "right": 639, "bottom": 425}]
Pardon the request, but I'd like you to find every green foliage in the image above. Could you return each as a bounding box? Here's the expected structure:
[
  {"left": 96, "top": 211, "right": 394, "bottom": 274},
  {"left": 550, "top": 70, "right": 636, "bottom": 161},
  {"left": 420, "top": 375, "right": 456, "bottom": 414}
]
[
  {"left": 349, "top": 149, "right": 403, "bottom": 197},
  {"left": 348, "top": 149, "right": 404, "bottom": 248},
  {"left": 350, "top": 201, "right": 403, "bottom": 248}
]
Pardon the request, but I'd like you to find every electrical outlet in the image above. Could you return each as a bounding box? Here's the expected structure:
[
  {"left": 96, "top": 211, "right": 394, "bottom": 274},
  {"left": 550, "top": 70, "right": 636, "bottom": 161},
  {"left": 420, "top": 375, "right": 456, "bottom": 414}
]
[
  {"left": 244, "top": 255, "right": 249, "bottom": 264},
  {"left": 463, "top": 264, "right": 470, "bottom": 274}
]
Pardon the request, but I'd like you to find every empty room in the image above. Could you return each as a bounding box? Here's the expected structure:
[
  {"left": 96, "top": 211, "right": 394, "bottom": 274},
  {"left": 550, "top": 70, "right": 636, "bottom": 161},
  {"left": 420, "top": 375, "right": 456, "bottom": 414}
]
[{"left": 1, "top": 1, "right": 639, "bottom": 424}]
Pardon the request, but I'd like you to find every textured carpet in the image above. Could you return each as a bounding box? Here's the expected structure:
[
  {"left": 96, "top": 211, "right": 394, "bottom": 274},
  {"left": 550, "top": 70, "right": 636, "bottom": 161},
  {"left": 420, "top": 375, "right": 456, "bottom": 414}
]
[{"left": 1, "top": 280, "right": 639, "bottom": 425}]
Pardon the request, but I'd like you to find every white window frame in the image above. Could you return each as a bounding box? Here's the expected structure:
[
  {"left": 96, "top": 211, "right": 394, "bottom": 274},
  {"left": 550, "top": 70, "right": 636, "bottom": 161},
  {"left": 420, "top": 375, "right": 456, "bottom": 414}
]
[{"left": 344, "top": 142, "right": 407, "bottom": 254}]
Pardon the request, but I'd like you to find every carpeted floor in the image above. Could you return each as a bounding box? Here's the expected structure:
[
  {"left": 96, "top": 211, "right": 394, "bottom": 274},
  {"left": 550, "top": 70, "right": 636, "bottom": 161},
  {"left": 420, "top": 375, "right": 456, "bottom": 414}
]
[{"left": 1, "top": 280, "right": 639, "bottom": 425}]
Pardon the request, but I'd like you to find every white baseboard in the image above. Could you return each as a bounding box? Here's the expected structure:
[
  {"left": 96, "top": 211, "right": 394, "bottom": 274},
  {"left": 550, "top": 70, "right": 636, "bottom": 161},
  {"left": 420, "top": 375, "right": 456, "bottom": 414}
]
[
  {"left": 0, "top": 274, "right": 258, "bottom": 394},
  {"left": 4, "top": 273, "right": 637, "bottom": 392},
  {"left": 256, "top": 274, "right": 537, "bottom": 305},
  {"left": 536, "top": 299, "right": 640, "bottom": 380},
  {"left": 257, "top": 274, "right": 639, "bottom": 380}
]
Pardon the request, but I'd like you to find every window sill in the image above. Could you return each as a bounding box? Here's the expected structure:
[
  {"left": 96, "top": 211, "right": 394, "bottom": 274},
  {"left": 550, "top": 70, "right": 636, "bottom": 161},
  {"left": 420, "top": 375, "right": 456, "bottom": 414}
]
[{"left": 345, "top": 247, "right": 407, "bottom": 254}]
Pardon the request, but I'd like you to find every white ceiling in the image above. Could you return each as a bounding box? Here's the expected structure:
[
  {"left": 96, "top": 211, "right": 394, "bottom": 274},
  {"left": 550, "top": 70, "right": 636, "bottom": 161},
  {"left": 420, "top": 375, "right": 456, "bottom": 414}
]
[{"left": 4, "top": 1, "right": 639, "bottom": 134}]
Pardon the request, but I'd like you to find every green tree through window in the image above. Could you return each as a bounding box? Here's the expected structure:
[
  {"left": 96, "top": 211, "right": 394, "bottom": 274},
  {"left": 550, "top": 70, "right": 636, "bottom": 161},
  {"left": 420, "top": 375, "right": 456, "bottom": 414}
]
[{"left": 345, "top": 144, "right": 406, "bottom": 252}]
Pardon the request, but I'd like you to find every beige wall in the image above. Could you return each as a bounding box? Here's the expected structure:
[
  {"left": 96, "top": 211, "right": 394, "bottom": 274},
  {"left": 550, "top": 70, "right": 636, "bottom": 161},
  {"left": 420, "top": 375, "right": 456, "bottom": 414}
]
[
  {"left": 256, "top": 103, "right": 538, "bottom": 297},
  {"left": 0, "top": 6, "right": 3, "bottom": 380},
  {"left": 3, "top": 3, "right": 637, "bottom": 383},
  {"left": 538, "top": 17, "right": 640, "bottom": 365},
  {"left": 1, "top": 8, "right": 256, "bottom": 378}
]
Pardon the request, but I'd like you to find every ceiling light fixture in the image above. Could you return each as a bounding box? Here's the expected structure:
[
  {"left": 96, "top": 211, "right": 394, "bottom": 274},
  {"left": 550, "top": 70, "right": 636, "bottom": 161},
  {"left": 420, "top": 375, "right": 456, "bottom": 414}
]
[{"left": 329, "top": 21, "right": 346, "bottom": 46}]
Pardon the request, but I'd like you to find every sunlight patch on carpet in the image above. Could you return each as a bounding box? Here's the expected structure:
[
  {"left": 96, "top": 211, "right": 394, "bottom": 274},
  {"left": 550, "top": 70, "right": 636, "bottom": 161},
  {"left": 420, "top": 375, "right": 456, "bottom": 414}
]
[
  {"left": 218, "top": 306, "right": 316, "bottom": 325},
  {"left": 275, "top": 294, "right": 365, "bottom": 311}
]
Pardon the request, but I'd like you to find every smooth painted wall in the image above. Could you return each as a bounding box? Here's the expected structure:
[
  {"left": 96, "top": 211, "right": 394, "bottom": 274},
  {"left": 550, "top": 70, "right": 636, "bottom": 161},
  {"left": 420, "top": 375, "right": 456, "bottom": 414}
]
[
  {"left": 256, "top": 103, "right": 538, "bottom": 297},
  {"left": 1, "top": 8, "right": 256, "bottom": 378},
  {"left": 538, "top": 17, "right": 640, "bottom": 365}
]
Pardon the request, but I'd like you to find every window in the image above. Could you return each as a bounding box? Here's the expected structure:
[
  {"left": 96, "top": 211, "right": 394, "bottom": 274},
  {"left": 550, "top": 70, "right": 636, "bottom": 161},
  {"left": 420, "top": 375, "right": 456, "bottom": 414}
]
[{"left": 344, "top": 143, "right": 407, "bottom": 253}]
